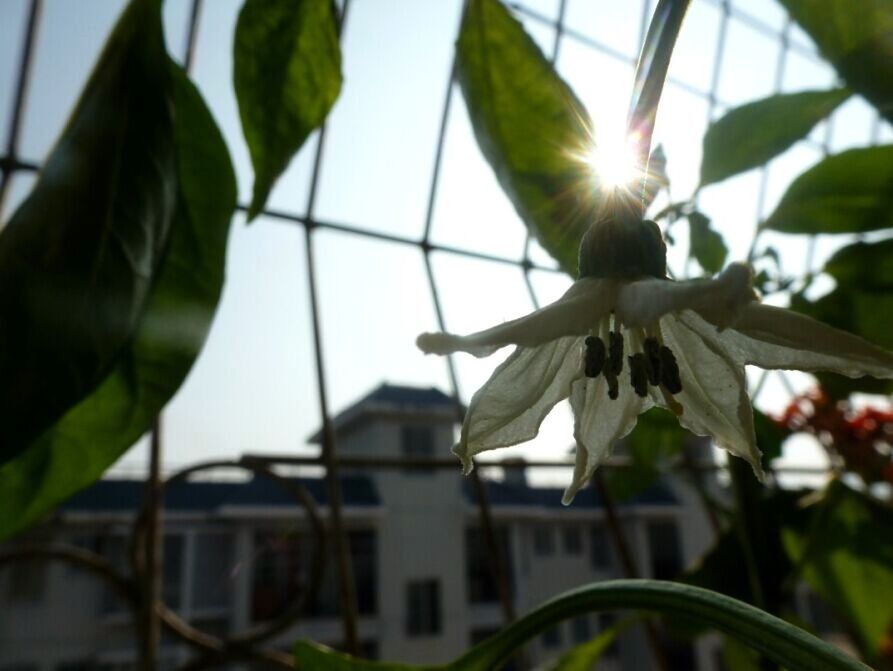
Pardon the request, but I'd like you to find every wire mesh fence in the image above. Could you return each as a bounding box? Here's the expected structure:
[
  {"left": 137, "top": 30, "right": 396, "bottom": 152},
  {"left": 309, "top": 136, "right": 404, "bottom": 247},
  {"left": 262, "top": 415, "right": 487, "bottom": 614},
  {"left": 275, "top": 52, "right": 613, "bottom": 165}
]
[{"left": 0, "top": 0, "right": 887, "bottom": 668}]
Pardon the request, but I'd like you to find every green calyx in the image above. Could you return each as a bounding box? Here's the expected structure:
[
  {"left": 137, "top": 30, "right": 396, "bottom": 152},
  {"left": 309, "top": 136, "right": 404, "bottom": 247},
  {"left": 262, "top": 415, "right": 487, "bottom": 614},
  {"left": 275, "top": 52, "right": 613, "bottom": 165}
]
[{"left": 577, "top": 209, "right": 667, "bottom": 280}]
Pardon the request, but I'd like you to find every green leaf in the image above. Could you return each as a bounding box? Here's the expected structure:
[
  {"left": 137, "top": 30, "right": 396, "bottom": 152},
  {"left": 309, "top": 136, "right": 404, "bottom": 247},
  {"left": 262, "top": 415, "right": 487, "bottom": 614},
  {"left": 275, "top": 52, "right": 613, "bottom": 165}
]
[
  {"left": 687, "top": 212, "right": 727, "bottom": 274},
  {"left": 784, "top": 481, "right": 893, "bottom": 662},
  {"left": 0, "top": 0, "right": 176, "bottom": 463},
  {"left": 604, "top": 408, "right": 685, "bottom": 502},
  {"left": 454, "top": 580, "right": 867, "bottom": 671},
  {"left": 456, "top": 0, "right": 595, "bottom": 276},
  {"left": 295, "top": 581, "right": 868, "bottom": 671},
  {"left": 824, "top": 238, "right": 893, "bottom": 291},
  {"left": 0, "top": 62, "right": 237, "bottom": 541},
  {"left": 720, "top": 636, "right": 763, "bottom": 671},
  {"left": 754, "top": 409, "right": 787, "bottom": 464},
  {"left": 295, "top": 640, "right": 421, "bottom": 671},
  {"left": 682, "top": 488, "right": 806, "bottom": 615},
  {"left": 790, "top": 288, "right": 893, "bottom": 397},
  {"left": 778, "top": 0, "right": 893, "bottom": 123},
  {"left": 700, "top": 89, "right": 850, "bottom": 186},
  {"left": 234, "top": 0, "right": 342, "bottom": 220},
  {"left": 763, "top": 146, "right": 893, "bottom": 234},
  {"left": 547, "top": 617, "right": 633, "bottom": 671}
]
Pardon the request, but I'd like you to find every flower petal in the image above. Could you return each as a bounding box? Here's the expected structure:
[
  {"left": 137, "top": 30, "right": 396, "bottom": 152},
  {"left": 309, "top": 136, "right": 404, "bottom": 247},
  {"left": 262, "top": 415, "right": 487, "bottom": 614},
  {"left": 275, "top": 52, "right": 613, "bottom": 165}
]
[
  {"left": 452, "top": 336, "right": 581, "bottom": 472},
  {"left": 616, "top": 262, "right": 754, "bottom": 329},
  {"left": 417, "top": 278, "right": 615, "bottom": 357},
  {"left": 563, "top": 370, "right": 651, "bottom": 504},
  {"left": 659, "top": 314, "right": 764, "bottom": 479},
  {"left": 691, "top": 302, "right": 893, "bottom": 380}
]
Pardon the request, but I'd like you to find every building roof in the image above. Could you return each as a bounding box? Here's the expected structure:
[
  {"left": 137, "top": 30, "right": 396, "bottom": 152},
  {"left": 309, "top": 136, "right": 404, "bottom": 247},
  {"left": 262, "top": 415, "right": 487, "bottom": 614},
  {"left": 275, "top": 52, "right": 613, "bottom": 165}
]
[
  {"left": 308, "top": 383, "right": 460, "bottom": 443},
  {"left": 60, "top": 475, "right": 381, "bottom": 513},
  {"left": 58, "top": 470, "right": 676, "bottom": 516},
  {"left": 464, "top": 479, "right": 678, "bottom": 509}
]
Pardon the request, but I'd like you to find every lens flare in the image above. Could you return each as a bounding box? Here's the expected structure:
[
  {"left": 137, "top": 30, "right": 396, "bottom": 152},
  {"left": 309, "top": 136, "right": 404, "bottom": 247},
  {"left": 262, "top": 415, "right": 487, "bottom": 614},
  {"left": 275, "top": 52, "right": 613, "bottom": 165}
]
[{"left": 583, "top": 136, "right": 640, "bottom": 189}]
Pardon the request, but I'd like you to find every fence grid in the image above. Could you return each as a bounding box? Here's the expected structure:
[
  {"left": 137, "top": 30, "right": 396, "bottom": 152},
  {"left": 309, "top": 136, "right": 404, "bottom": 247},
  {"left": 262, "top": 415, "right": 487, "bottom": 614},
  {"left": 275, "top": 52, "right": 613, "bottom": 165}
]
[{"left": 0, "top": 0, "right": 874, "bottom": 669}]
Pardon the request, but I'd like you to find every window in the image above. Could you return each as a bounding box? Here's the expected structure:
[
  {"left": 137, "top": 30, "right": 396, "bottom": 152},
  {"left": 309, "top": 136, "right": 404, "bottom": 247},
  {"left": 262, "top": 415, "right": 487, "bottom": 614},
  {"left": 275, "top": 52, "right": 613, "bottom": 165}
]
[
  {"left": 572, "top": 615, "right": 591, "bottom": 643},
  {"left": 541, "top": 624, "right": 562, "bottom": 648},
  {"left": 251, "top": 530, "right": 306, "bottom": 622},
  {"left": 465, "top": 526, "right": 513, "bottom": 604},
  {"left": 162, "top": 534, "right": 184, "bottom": 609},
  {"left": 191, "top": 615, "right": 230, "bottom": 638},
  {"left": 312, "top": 529, "right": 378, "bottom": 617},
  {"left": 401, "top": 425, "right": 435, "bottom": 458},
  {"left": 532, "top": 525, "right": 554, "bottom": 556},
  {"left": 406, "top": 578, "right": 441, "bottom": 636},
  {"left": 590, "top": 524, "right": 613, "bottom": 570},
  {"left": 351, "top": 530, "right": 378, "bottom": 615},
  {"left": 98, "top": 533, "right": 182, "bottom": 614},
  {"left": 98, "top": 535, "right": 128, "bottom": 614},
  {"left": 252, "top": 528, "right": 377, "bottom": 622},
  {"left": 191, "top": 532, "right": 234, "bottom": 611},
  {"left": 562, "top": 526, "right": 582, "bottom": 555},
  {"left": 647, "top": 520, "right": 682, "bottom": 580}
]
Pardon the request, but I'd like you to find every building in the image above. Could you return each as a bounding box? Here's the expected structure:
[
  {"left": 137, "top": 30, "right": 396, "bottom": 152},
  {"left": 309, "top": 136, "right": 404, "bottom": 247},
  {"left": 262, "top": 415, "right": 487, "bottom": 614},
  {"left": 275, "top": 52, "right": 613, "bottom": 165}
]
[{"left": 0, "top": 384, "right": 722, "bottom": 670}]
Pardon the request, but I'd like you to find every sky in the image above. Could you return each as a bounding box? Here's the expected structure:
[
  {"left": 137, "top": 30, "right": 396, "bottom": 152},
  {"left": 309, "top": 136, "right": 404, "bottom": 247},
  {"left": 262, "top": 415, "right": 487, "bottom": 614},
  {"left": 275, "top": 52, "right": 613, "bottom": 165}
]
[{"left": 1, "top": 0, "right": 890, "bottom": 483}]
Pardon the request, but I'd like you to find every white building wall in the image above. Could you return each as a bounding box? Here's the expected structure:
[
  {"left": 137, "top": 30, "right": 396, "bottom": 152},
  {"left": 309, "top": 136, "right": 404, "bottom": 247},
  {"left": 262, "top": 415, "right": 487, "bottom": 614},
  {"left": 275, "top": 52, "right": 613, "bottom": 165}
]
[{"left": 336, "top": 412, "right": 468, "bottom": 665}]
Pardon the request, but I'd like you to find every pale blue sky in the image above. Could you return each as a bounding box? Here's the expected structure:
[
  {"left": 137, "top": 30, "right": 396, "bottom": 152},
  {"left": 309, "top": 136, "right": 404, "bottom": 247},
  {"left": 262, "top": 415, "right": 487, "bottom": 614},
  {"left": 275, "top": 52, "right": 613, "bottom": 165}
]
[{"left": 1, "top": 0, "right": 890, "bottom": 481}]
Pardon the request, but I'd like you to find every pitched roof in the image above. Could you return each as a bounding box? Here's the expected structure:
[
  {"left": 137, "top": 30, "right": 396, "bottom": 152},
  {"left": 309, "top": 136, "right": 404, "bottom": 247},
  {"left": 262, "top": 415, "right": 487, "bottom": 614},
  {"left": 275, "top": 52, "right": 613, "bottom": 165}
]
[
  {"left": 60, "top": 474, "right": 380, "bottom": 513},
  {"left": 308, "top": 383, "right": 459, "bottom": 443},
  {"left": 464, "top": 479, "right": 678, "bottom": 508}
]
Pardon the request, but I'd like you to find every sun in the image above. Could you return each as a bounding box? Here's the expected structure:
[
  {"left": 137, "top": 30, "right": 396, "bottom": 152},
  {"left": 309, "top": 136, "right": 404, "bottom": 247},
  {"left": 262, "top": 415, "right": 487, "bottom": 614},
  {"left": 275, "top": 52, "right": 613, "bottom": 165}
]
[{"left": 582, "top": 136, "right": 641, "bottom": 189}]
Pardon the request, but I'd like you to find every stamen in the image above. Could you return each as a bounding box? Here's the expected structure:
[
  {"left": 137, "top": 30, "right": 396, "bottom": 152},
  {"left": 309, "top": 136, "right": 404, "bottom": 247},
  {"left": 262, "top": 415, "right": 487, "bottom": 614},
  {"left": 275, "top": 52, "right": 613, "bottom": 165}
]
[
  {"left": 659, "top": 345, "right": 683, "bottom": 394},
  {"left": 642, "top": 337, "right": 661, "bottom": 385},
  {"left": 608, "top": 331, "right": 624, "bottom": 375},
  {"left": 584, "top": 335, "right": 606, "bottom": 378},
  {"left": 628, "top": 353, "right": 649, "bottom": 397},
  {"left": 606, "top": 371, "right": 619, "bottom": 400},
  {"left": 660, "top": 385, "right": 684, "bottom": 416}
]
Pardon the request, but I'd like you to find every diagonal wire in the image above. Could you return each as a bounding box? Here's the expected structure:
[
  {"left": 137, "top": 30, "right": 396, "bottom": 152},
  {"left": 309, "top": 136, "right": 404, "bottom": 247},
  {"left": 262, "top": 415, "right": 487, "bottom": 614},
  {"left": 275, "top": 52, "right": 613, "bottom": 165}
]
[{"left": 0, "top": 0, "right": 42, "bottom": 216}]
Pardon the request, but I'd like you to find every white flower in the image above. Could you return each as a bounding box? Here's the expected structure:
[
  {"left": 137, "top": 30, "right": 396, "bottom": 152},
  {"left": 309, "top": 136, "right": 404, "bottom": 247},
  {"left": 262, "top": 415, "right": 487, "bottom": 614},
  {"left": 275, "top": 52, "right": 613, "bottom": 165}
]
[{"left": 417, "top": 260, "right": 893, "bottom": 504}]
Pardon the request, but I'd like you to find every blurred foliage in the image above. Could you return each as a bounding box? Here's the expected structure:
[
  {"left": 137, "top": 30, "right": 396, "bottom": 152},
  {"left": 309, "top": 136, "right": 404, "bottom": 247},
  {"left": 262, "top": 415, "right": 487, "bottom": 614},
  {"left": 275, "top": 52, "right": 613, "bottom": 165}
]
[
  {"left": 778, "top": 0, "right": 893, "bottom": 123},
  {"left": 545, "top": 617, "right": 631, "bottom": 670},
  {"left": 295, "top": 581, "right": 866, "bottom": 671},
  {"left": 456, "top": 0, "right": 597, "bottom": 276},
  {"left": 0, "top": 0, "right": 176, "bottom": 463},
  {"left": 784, "top": 481, "right": 893, "bottom": 666},
  {"left": 763, "top": 147, "right": 893, "bottom": 234},
  {"left": 0, "top": 58, "right": 236, "bottom": 541},
  {"left": 687, "top": 211, "right": 728, "bottom": 275},
  {"left": 605, "top": 407, "right": 686, "bottom": 502},
  {"left": 234, "top": 0, "right": 342, "bottom": 219},
  {"left": 700, "top": 88, "right": 849, "bottom": 187}
]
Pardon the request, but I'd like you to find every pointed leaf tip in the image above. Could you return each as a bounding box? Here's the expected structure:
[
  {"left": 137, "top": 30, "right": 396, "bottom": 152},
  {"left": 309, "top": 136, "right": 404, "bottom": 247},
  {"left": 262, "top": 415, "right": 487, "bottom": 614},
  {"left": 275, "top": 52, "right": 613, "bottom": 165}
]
[{"left": 235, "top": 0, "right": 342, "bottom": 220}]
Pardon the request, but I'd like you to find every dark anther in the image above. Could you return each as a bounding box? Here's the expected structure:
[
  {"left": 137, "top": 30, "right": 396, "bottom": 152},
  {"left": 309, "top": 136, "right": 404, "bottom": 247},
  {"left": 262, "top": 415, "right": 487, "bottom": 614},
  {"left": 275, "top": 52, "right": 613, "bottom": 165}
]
[
  {"left": 608, "top": 331, "right": 624, "bottom": 375},
  {"left": 643, "top": 337, "right": 662, "bottom": 386},
  {"left": 606, "top": 371, "right": 619, "bottom": 400},
  {"left": 659, "top": 345, "right": 683, "bottom": 394},
  {"left": 628, "top": 353, "right": 649, "bottom": 398},
  {"left": 584, "top": 336, "right": 606, "bottom": 378}
]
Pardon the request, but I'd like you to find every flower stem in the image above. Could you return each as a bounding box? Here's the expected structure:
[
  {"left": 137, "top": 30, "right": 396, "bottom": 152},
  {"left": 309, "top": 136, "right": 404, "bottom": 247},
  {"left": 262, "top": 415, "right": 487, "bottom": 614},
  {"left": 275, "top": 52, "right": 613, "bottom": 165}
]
[{"left": 627, "top": 0, "right": 691, "bottom": 208}]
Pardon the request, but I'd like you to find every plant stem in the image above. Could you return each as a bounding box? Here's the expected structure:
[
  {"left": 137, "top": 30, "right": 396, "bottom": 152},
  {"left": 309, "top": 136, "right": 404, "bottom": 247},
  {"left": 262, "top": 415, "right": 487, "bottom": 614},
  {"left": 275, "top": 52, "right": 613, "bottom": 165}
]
[{"left": 627, "top": 0, "right": 691, "bottom": 209}]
